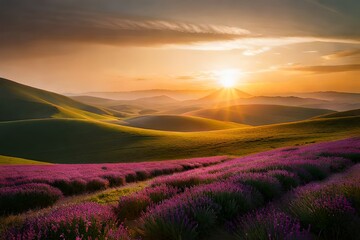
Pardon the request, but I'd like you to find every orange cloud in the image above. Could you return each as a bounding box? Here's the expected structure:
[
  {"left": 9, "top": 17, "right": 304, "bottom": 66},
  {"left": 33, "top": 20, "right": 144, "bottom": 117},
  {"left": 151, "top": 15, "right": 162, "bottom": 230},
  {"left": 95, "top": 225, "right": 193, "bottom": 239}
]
[{"left": 283, "top": 64, "right": 360, "bottom": 74}]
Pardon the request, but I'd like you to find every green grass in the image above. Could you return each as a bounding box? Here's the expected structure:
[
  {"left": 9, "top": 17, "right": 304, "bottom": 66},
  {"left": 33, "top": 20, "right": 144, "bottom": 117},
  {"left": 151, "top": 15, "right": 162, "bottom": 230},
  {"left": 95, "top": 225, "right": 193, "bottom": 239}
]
[
  {"left": 0, "top": 155, "right": 49, "bottom": 165},
  {"left": 88, "top": 182, "right": 149, "bottom": 204},
  {"left": 123, "top": 114, "right": 246, "bottom": 132},
  {"left": 0, "top": 115, "right": 358, "bottom": 163}
]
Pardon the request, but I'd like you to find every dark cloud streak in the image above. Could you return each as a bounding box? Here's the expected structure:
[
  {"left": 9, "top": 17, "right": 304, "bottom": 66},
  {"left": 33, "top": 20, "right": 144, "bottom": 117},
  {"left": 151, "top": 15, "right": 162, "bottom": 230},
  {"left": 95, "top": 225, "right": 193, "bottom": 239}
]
[{"left": 0, "top": 0, "right": 251, "bottom": 50}]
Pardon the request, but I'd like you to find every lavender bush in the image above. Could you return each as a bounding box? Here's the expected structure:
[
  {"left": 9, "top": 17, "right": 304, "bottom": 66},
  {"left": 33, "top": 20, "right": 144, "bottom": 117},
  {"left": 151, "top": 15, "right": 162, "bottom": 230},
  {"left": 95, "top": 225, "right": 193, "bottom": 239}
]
[
  {"left": 5, "top": 202, "right": 130, "bottom": 240},
  {"left": 230, "top": 208, "right": 312, "bottom": 240},
  {"left": 0, "top": 183, "right": 62, "bottom": 215},
  {"left": 115, "top": 184, "right": 179, "bottom": 221},
  {"left": 288, "top": 180, "right": 360, "bottom": 239}
]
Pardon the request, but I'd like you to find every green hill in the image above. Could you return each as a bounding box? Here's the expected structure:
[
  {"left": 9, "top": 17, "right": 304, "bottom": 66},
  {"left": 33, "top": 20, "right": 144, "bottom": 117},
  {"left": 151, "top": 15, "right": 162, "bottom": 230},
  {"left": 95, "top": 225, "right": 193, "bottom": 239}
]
[
  {"left": 0, "top": 116, "right": 358, "bottom": 163},
  {"left": 186, "top": 104, "right": 335, "bottom": 125},
  {"left": 123, "top": 115, "right": 245, "bottom": 132},
  {"left": 0, "top": 78, "right": 124, "bottom": 121}
]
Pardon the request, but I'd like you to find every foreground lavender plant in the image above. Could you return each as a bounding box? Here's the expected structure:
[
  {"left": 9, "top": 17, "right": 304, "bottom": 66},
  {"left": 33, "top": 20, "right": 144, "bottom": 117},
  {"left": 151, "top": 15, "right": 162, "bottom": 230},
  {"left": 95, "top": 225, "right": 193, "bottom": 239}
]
[
  {"left": 230, "top": 208, "right": 312, "bottom": 240},
  {"left": 288, "top": 179, "right": 360, "bottom": 240},
  {"left": 5, "top": 202, "right": 130, "bottom": 240},
  {"left": 138, "top": 191, "right": 219, "bottom": 240}
]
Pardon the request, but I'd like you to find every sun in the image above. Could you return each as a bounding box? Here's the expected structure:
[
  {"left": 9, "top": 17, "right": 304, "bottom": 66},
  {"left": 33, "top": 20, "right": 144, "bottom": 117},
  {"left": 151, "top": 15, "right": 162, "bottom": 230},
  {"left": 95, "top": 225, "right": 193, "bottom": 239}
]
[{"left": 217, "top": 69, "right": 239, "bottom": 88}]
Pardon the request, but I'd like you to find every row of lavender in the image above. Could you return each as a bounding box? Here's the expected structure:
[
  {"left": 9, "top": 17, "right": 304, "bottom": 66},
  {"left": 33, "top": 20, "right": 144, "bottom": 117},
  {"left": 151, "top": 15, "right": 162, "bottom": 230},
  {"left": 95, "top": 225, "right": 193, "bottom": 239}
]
[
  {"left": 4, "top": 138, "right": 359, "bottom": 239},
  {"left": 0, "top": 156, "right": 228, "bottom": 215}
]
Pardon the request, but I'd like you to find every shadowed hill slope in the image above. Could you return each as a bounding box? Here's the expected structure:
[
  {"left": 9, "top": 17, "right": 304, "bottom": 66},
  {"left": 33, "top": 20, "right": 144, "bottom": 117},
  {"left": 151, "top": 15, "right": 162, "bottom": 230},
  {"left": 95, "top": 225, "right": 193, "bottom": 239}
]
[
  {"left": 123, "top": 115, "right": 245, "bottom": 132},
  {"left": 0, "top": 78, "right": 125, "bottom": 121},
  {"left": 186, "top": 104, "right": 335, "bottom": 125},
  {"left": 0, "top": 116, "right": 358, "bottom": 163}
]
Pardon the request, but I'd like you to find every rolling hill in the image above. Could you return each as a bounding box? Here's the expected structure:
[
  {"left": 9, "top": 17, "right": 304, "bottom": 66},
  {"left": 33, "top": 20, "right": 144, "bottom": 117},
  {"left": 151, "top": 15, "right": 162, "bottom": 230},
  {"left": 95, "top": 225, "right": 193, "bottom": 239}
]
[
  {"left": 72, "top": 96, "right": 158, "bottom": 115},
  {"left": 0, "top": 115, "right": 358, "bottom": 163},
  {"left": 181, "top": 91, "right": 337, "bottom": 111},
  {"left": 315, "top": 109, "right": 360, "bottom": 119},
  {"left": 0, "top": 78, "right": 125, "bottom": 121},
  {"left": 122, "top": 115, "right": 245, "bottom": 132},
  {"left": 0, "top": 78, "right": 358, "bottom": 164},
  {"left": 234, "top": 96, "right": 329, "bottom": 107},
  {"left": 288, "top": 91, "right": 360, "bottom": 111},
  {"left": 300, "top": 102, "right": 360, "bottom": 111},
  {"left": 73, "top": 95, "right": 179, "bottom": 113},
  {"left": 185, "top": 104, "right": 335, "bottom": 125},
  {"left": 293, "top": 91, "right": 360, "bottom": 102}
]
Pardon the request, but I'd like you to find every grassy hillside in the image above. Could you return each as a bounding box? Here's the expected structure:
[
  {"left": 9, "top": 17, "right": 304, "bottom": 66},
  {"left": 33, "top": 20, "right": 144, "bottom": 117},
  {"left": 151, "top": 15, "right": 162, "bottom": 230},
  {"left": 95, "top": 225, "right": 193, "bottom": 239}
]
[
  {"left": 186, "top": 104, "right": 335, "bottom": 125},
  {"left": 0, "top": 155, "right": 49, "bottom": 165},
  {"left": 0, "top": 78, "right": 124, "bottom": 121},
  {"left": 123, "top": 115, "right": 245, "bottom": 132},
  {"left": 316, "top": 109, "right": 360, "bottom": 119},
  {"left": 0, "top": 116, "right": 358, "bottom": 163}
]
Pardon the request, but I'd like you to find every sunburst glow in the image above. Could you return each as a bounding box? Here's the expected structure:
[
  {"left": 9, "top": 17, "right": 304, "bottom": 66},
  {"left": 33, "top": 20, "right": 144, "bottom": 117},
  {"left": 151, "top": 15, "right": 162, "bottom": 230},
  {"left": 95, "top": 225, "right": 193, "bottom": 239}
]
[{"left": 217, "top": 69, "right": 240, "bottom": 88}]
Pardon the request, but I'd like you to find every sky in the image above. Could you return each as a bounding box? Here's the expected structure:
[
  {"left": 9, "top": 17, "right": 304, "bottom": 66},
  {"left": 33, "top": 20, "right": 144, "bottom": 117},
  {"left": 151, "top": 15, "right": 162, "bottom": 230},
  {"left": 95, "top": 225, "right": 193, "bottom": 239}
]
[{"left": 0, "top": 0, "right": 359, "bottom": 94}]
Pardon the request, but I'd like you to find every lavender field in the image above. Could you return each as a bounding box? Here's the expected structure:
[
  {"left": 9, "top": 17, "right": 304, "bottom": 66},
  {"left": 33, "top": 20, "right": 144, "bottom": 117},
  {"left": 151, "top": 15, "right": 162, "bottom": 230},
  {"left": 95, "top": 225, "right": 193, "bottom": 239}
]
[
  {"left": 1, "top": 138, "right": 359, "bottom": 240},
  {"left": 2, "top": 1, "right": 360, "bottom": 239}
]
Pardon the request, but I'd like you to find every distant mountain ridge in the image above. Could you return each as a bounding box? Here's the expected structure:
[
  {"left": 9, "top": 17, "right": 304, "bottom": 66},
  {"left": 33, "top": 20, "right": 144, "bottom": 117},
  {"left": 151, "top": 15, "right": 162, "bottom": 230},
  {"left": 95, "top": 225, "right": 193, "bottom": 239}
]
[
  {"left": 186, "top": 104, "right": 335, "bottom": 126},
  {"left": 78, "top": 89, "right": 212, "bottom": 100},
  {"left": 287, "top": 91, "right": 360, "bottom": 102}
]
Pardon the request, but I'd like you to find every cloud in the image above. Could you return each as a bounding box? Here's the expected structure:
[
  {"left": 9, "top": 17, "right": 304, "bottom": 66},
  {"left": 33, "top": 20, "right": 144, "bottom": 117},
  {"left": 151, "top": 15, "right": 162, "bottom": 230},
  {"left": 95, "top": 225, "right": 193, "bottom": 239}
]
[
  {"left": 283, "top": 64, "right": 360, "bottom": 74},
  {"left": 176, "top": 76, "right": 195, "bottom": 80},
  {"left": 322, "top": 49, "right": 360, "bottom": 60},
  {"left": 170, "top": 36, "right": 360, "bottom": 51},
  {"left": 243, "top": 47, "right": 270, "bottom": 56},
  {"left": 0, "top": 0, "right": 359, "bottom": 57}
]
